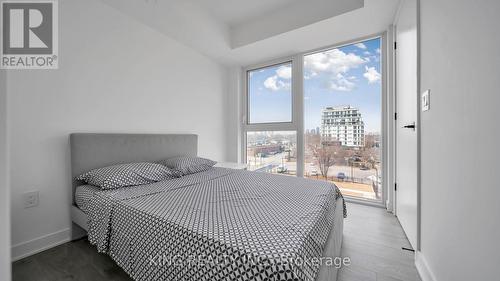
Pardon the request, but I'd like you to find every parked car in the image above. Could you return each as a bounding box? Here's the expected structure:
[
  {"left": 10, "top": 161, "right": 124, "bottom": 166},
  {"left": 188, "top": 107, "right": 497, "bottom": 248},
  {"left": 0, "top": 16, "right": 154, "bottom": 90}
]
[
  {"left": 277, "top": 165, "right": 288, "bottom": 173},
  {"left": 337, "top": 172, "right": 346, "bottom": 180}
]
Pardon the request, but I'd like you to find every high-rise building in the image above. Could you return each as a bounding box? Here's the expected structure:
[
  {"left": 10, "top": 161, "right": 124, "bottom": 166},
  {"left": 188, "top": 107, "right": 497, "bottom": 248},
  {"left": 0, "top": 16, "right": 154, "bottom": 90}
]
[{"left": 321, "top": 106, "right": 365, "bottom": 147}]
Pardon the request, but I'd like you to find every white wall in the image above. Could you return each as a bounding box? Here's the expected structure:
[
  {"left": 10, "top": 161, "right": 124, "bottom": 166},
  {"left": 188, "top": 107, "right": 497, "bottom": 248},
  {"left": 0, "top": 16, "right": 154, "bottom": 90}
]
[
  {"left": 8, "top": 0, "right": 229, "bottom": 260},
  {"left": 419, "top": 0, "right": 500, "bottom": 280},
  {"left": 100, "top": 0, "right": 231, "bottom": 63},
  {"left": 0, "top": 69, "right": 11, "bottom": 280},
  {"left": 225, "top": 66, "right": 242, "bottom": 163}
]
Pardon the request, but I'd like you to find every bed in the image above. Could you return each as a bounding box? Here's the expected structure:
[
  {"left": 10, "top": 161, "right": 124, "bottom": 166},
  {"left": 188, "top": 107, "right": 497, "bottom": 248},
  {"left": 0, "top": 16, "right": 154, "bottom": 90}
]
[{"left": 70, "top": 133, "right": 345, "bottom": 281}]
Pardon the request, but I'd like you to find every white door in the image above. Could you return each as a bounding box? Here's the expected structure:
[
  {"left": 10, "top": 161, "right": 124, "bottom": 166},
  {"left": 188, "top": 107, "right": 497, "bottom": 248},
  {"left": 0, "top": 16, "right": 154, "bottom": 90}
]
[{"left": 395, "top": 0, "right": 418, "bottom": 249}]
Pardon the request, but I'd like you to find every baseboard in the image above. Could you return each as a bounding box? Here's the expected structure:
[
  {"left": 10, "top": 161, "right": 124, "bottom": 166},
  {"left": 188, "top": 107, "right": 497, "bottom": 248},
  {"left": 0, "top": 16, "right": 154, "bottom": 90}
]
[
  {"left": 11, "top": 228, "right": 70, "bottom": 262},
  {"left": 415, "top": 251, "right": 437, "bottom": 281}
]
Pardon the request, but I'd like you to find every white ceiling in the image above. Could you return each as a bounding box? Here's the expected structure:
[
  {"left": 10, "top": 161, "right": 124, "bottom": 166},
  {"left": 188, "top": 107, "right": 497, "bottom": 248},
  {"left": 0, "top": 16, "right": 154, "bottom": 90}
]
[
  {"left": 100, "top": 0, "right": 400, "bottom": 66},
  {"left": 190, "top": 0, "right": 302, "bottom": 26},
  {"left": 226, "top": 0, "right": 401, "bottom": 65},
  {"left": 229, "top": 0, "right": 364, "bottom": 48}
]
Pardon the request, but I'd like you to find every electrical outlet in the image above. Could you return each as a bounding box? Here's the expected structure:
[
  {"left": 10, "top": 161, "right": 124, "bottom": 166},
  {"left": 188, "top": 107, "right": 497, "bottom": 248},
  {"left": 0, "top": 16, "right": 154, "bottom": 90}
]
[{"left": 23, "top": 191, "right": 39, "bottom": 208}]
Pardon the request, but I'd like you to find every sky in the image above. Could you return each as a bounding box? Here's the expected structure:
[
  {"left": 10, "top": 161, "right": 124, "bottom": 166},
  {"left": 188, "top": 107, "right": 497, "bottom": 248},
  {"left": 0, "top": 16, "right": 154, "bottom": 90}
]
[{"left": 248, "top": 37, "right": 382, "bottom": 133}]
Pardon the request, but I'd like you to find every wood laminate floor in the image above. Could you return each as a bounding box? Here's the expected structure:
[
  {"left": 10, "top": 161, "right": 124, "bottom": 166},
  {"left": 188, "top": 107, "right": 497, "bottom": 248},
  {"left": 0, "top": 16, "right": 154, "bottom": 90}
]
[
  {"left": 12, "top": 203, "right": 421, "bottom": 281},
  {"left": 338, "top": 203, "right": 421, "bottom": 281}
]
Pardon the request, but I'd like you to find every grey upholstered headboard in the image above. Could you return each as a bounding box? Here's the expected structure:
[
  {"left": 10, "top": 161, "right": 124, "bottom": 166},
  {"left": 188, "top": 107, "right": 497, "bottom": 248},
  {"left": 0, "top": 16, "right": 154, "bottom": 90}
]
[{"left": 69, "top": 133, "right": 198, "bottom": 204}]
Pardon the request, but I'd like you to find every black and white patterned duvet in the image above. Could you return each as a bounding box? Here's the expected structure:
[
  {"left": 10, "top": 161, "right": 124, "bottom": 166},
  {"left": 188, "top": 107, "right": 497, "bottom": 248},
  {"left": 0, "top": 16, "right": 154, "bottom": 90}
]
[{"left": 86, "top": 168, "right": 346, "bottom": 281}]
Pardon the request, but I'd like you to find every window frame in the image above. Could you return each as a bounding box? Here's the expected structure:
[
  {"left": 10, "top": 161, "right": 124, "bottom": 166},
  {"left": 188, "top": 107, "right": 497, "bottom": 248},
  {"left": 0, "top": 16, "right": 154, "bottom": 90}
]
[
  {"left": 241, "top": 33, "right": 388, "bottom": 207},
  {"left": 246, "top": 61, "right": 294, "bottom": 126},
  {"left": 242, "top": 55, "right": 305, "bottom": 177}
]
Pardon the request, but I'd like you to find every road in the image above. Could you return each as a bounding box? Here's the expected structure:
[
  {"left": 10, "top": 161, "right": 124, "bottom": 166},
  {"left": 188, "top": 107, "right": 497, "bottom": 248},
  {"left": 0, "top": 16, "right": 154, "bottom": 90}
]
[
  {"left": 247, "top": 152, "right": 290, "bottom": 172},
  {"left": 325, "top": 166, "right": 377, "bottom": 179},
  {"left": 248, "top": 152, "right": 379, "bottom": 179}
]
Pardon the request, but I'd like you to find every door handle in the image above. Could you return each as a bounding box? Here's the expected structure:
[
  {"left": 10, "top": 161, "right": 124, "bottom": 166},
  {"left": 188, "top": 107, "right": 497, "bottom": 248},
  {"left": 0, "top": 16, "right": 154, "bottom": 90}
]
[{"left": 402, "top": 122, "right": 416, "bottom": 130}]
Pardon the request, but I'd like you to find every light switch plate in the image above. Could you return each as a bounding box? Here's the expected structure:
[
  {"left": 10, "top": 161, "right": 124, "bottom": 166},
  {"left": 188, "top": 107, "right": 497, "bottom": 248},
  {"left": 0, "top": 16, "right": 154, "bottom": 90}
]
[{"left": 422, "top": 90, "right": 430, "bottom": 111}]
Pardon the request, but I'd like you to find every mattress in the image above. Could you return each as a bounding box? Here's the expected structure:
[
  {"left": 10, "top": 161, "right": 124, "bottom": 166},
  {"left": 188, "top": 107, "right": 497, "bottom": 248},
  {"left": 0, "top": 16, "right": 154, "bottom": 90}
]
[
  {"left": 84, "top": 167, "right": 346, "bottom": 281},
  {"left": 75, "top": 184, "right": 101, "bottom": 213}
]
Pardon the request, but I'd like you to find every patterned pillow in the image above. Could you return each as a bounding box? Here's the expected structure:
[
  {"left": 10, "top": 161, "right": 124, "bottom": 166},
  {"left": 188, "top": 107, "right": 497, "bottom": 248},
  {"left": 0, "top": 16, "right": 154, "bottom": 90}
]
[
  {"left": 158, "top": 156, "right": 217, "bottom": 175},
  {"left": 76, "top": 162, "right": 180, "bottom": 189}
]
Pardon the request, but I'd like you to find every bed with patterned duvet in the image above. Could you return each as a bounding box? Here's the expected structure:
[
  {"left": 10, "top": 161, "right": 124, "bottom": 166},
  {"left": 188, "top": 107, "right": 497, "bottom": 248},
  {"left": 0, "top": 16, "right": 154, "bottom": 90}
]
[{"left": 76, "top": 167, "right": 346, "bottom": 281}]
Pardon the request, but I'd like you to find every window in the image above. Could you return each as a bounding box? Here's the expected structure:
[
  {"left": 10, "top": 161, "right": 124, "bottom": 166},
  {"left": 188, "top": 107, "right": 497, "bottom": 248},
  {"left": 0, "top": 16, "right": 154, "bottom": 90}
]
[
  {"left": 247, "top": 62, "right": 292, "bottom": 124},
  {"left": 246, "top": 131, "right": 297, "bottom": 175},
  {"left": 243, "top": 59, "right": 300, "bottom": 176},
  {"left": 304, "top": 37, "right": 383, "bottom": 202},
  {"left": 244, "top": 60, "right": 299, "bottom": 176},
  {"left": 243, "top": 36, "right": 386, "bottom": 203}
]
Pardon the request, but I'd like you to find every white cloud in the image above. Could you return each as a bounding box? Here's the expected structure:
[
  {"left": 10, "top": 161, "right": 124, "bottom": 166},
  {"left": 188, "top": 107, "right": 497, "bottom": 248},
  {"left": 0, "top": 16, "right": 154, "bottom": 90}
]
[
  {"left": 304, "top": 49, "right": 366, "bottom": 75},
  {"left": 376, "top": 48, "right": 381, "bottom": 54},
  {"left": 264, "top": 75, "right": 289, "bottom": 91},
  {"left": 330, "top": 73, "right": 356, "bottom": 91},
  {"left": 263, "top": 65, "right": 292, "bottom": 91},
  {"left": 363, "top": 66, "right": 381, "bottom": 83},
  {"left": 304, "top": 48, "right": 368, "bottom": 92},
  {"left": 355, "top": 43, "right": 367, "bottom": 49},
  {"left": 364, "top": 51, "right": 371, "bottom": 55},
  {"left": 304, "top": 71, "right": 317, "bottom": 80},
  {"left": 276, "top": 65, "right": 292, "bottom": 79}
]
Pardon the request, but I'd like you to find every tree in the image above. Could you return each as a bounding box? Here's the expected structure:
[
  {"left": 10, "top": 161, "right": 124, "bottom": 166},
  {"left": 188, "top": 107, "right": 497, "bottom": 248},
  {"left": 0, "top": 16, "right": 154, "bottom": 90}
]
[
  {"left": 311, "top": 145, "right": 336, "bottom": 179},
  {"left": 305, "top": 133, "right": 321, "bottom": 147}
]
